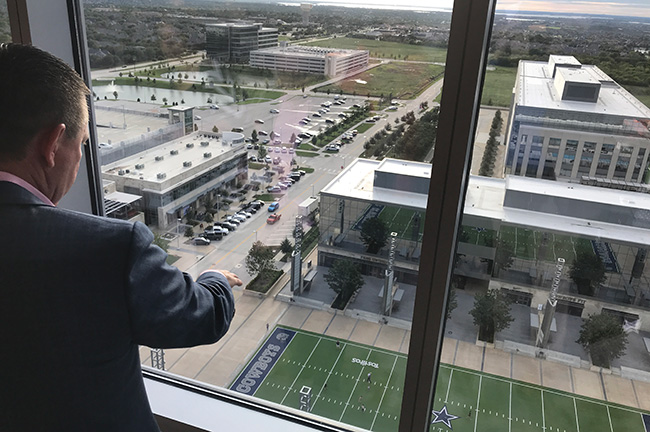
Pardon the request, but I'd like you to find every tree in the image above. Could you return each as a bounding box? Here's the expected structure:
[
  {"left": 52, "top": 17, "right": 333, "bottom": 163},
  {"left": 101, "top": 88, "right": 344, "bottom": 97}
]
[
  {"left": 325, "top": 259, "right": 364, "bottom": 304},
  {"left": 577, "top": 313, "right": 628, "bottom": 368},
  {"left": 212, "top": 125, "right": 219, "bottom": 133},
  {"left": 150, "top": 94, "right": 156, "bottom": 101},
  {"left": 570, "top": 251, "right": 606, "bottom": 296},
  {"left": 360, "top": 217, "right": 389, "bottom": 254},
  {"left": 280, "top": 237, "right": 293, "bottom": 254},
  {"left": 245, "top": 241, "right": 275, "bottom": 277},
  {"left": 112, "top": 90, "right": 118, "bottom": 100},
  {"left": 493, "top": 239, "right": 514, "bottom": 277},
  {"left": 184, "top": 226, "right": 194, "bottom": 237},
  {"left": 290, "top": 132, "right": 297, "bottom": 144},
  {"left": 258, "top": 146, "right": 267, "bottom": 160},
  {"left": 162, "top": 97, "right": 168, "bottom": 105},
  {"left": 251, "top": 129, "right": 258, "bottom": 142},
  {"left": 470, "top": 289, "right": 514, "bottom": 343},
  {"left": 152, "top": 233, "right": 169, "bottom": 253}
]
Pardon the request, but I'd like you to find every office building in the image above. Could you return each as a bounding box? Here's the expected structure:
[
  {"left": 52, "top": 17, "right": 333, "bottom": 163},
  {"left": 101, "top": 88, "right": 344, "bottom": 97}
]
[
  {"left": 505, "top": 55, "right": 650, "bottom": 182},
  {"left": 205, "top": 22, "right": 278, "bottom": 63},
  {"left": 319, "top": 158, "right": 650, "bottom": 328},
  {"left": 102, "top": 131, "right": 247, "bottom": 229},
  {"left": 250, "top": 44, "right": 369, "bottom": 77}
]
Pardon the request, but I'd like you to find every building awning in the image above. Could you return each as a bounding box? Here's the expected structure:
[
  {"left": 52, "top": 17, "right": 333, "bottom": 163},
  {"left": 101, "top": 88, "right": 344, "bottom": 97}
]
[{"left": 104, "top": 191, "right": 142, "bottom": 215}]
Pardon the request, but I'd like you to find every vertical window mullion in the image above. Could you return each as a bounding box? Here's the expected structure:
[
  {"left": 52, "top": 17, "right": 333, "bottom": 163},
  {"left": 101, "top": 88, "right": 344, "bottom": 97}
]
[{"left": 399, "top": 0, "right": 497, "bottom": 431}]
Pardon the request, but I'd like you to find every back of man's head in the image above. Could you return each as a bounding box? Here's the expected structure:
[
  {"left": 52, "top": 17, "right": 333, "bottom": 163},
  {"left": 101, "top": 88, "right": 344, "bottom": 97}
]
[{"left": 0, "top": 43, "right": 89, "bottom": 161}]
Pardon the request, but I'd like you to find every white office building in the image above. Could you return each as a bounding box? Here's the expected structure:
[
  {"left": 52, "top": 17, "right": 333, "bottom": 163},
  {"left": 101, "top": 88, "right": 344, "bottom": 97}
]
[
  {"left": 102, "top": 131, "right": 247, "bottom": 229},
  {"left": 504, "top": 55, "right": 650, "bottom": 183},
  {"left": 249, "top": 44, "right": 369, "bottom": 77}
]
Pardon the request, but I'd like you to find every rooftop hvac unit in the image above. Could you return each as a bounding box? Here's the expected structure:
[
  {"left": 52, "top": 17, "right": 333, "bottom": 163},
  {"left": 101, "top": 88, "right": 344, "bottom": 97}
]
[
  {"left": 200, "top": 141, "right": 209, "bottom": 146},
  {"left": 157, "top": 173, "right": 167, "bottom": 179},
  {"left": 135, "top": 163, "right": 145, "bottom": 170},
  {"left": 183, "top": 161, "right": 192, "bottom": 167},
  {"left": 170, "top": 149, "right": 179, "bottom": 155},
  {"left": 155, "top": 155, "right": 164, "bottom": 161},
  {"left": 186, "top": 143, "right": 194, "bottom": 148},
  {"left": 118, "top": 169, "right": 125, "bottom": 175},
  {"left": 204, "top": 152, "right": 212, "bottom": 158}
]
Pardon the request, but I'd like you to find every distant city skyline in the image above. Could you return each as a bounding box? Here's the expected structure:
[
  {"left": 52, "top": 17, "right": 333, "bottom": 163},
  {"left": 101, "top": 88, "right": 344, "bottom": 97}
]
[{"left": 279, "top": 0, "right": 650, "bottom": 19}]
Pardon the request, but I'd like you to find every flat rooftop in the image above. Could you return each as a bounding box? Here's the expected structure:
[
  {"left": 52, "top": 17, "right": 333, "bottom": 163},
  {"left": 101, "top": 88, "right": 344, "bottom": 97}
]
[
  {"left": 323, "top": 158, "right": 650, "bottom": 245},
  {"left": 254, "top": 45, "right": 367, "bottom": 59},
  {"left": 516, "top": 61, "right": 650, "bottom": 119},
  {"left": 102, "top": 131, "right": 244, "bottom": 187},
  {"left": 94, "top": 100, "right": 170, "bottom": 145}
]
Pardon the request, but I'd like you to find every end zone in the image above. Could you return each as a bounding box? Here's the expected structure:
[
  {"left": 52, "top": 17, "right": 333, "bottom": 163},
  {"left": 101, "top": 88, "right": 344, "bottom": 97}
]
[{"left": 230, "top": 327, "right": 296, "bottom": 396}]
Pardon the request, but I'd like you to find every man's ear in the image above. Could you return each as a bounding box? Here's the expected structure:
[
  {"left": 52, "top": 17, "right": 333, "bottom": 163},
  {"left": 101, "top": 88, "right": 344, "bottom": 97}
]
[{"left": 38, "top": 124, "right": 67, "bottom": 168}]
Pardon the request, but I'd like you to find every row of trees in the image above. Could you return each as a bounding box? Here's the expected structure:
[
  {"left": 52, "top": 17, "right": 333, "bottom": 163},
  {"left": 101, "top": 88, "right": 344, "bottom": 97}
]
[{"left": 478, "top": 110, "right": 503, "bottom": 177}]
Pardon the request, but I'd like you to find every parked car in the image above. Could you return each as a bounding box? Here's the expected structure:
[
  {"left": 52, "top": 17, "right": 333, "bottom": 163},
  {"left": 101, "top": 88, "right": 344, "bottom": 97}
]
[
  {"left": 264, "top": 155, "right": 272, "bottom": 163},
  {"left": 267, "top": 213, "right": 281, "bottom": 224},
  {"left": 193, "top": 237, "right": 211, "bottom": 245},
  {"left": 312, "top": 112, "right": 321, "bottom": 117},
  {"left": 237, "top": 211, "right": 253, "bottom": 218},
  {"left": 248, "top": 156, "right": 257, "bottom": 162},
  {"left": 267, "top": 186, "right": 281, "bottom": 193},
  {"left": 218, "top": 221, "right": 237, "bottom": 231},
  {"left": 255, "top": 119, "right": 265, "bottom": 124},
  {"left": 210, "top": 104, "right": 219, "bottom": 109},
  {"left": 325, "top": 144, "right": 340, "bottom": 152},
  {"left": 269, "top": 109, "right": 279, "bottom": 114},
  {"left": 268, "top": 202, "right": 280, "bottom": 212},
  {"left": 258, "top": 130, "right": 268, "bottom": 136},
  {"left": 246, "top": 143, "right": 254, "bottom": 149}
]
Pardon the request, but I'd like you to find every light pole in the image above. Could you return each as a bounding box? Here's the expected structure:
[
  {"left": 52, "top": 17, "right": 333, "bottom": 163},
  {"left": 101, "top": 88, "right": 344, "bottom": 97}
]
[
  {"left": 177, "top": 218, "right": 181, "bottom": 248},
  {"left": 216, "top": 194, "right": 221, "bottom": 221},
  {"left": 311, "top": 184, "right": 315, "bottom": 198},
  {"left": 254, "top": 230, "right": 257, "bottom": 242}
]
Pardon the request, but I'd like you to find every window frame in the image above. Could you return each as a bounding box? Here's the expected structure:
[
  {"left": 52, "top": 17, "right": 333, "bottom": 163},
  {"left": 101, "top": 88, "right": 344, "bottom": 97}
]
[{"left": 7, "top": 0, "right": 498, "bottom": 430}]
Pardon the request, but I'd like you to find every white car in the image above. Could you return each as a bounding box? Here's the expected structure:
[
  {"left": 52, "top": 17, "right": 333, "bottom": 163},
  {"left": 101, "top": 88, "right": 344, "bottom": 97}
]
[
  {"left": 269, "top": 109, "right": 279, "bottom": 114},
  {"left": 255, "top": 119, "right": 265, "bottom": 124}
]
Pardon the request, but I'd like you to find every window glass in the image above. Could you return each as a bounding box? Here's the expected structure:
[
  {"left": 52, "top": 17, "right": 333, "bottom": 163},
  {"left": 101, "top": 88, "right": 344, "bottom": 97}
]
[
  {"left": 82, "top": 1, "right": 453, "bottom": 430},
  {"left": 434, "top": 2, "right": 650, "bottom": 432}
]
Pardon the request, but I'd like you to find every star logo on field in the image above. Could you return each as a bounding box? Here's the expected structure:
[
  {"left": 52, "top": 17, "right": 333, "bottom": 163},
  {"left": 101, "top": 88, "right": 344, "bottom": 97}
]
[{"left": 431, "top": 405, "right": 459, "bottom": 429}]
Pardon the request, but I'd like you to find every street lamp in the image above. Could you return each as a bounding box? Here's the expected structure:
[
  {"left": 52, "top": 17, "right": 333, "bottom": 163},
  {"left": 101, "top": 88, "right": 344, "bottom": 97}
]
[{"left": 216, "top": 194, "right": 221, "bottom": 221}]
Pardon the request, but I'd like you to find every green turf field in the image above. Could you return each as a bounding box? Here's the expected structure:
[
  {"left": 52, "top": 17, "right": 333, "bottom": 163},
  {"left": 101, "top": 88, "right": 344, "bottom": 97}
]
[
  {"left": 499, "top": 225, "right": 594, "bottom": 263},
  {"left": 231, "top": 327, "right": 649, "bottom": 432},
  {"left": 377, "top": 206, "right": 424, "bottom": 242}
]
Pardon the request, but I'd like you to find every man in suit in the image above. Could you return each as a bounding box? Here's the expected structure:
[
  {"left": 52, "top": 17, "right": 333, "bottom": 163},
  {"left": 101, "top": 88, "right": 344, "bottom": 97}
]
[{"left": 0, "top": 43, "right": 242, "bottom": 431}]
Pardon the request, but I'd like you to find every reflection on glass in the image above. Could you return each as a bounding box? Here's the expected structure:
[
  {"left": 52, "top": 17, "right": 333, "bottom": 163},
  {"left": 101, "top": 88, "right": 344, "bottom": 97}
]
[
  {"left": 435, "top": 1, "right": 650, "bottom": 432},
  {"left": 83, "top": 1, "right": 452, "bottom": 430}
]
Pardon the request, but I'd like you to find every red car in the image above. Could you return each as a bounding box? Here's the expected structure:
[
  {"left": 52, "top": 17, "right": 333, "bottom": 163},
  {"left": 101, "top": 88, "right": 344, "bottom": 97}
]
[{"left": 267, "top": 213, "right": 281, "bottom": 224}]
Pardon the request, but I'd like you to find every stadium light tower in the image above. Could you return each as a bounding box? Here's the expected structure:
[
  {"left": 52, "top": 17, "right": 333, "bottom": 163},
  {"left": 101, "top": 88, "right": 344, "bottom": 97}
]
[{"left": 536, "top": 257, "right": 565, "bottom": 349}]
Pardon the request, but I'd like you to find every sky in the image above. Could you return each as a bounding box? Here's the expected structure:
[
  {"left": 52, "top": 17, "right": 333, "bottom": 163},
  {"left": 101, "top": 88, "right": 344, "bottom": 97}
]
[{"left": 286, "top": 0, "right": 650, "bottom": 19}]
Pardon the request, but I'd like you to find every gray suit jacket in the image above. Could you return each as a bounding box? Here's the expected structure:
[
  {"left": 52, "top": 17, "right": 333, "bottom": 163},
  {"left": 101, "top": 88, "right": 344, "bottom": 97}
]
[{"left": 0, "top": 181, "right": 235, "bottom": 431}]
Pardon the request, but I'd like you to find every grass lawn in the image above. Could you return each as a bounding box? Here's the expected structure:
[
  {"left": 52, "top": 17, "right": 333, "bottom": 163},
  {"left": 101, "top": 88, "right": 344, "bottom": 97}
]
[
  {"left": 299, "top": 143, "right": 319, "bottom": 151},
  {"left": 296, "top": 151, "right": 319, "bottom": 157},
  {"left": 296, "top": 166, "right": 315, "bottom": 173},
  {"left": 303, "top": 37, "right": 447, "bottom": 63},
  {"left": 316, "top": 62, "right": 444, "bottom": 100},
  {"left": 355, "top": 123, "right": 375, "bottom": 134},
  {"left": 231, "top": 327, "right": 649, "bottom": 432},
  {"left": 626, "top": 85, "right": 650, "bottom": 108},
  {"left": 481, "top": 66, "right": 517, "bottom": 107}
]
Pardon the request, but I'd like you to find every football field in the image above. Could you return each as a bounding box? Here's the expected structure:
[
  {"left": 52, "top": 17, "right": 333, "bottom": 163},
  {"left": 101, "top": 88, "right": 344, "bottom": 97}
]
[{"left": 230, "top": 327, "right": 649, "bottom": 432}]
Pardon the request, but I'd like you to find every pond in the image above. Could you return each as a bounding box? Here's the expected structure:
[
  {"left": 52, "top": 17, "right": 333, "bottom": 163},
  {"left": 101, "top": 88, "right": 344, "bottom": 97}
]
[{"left": 92, "top": 82, "right": 234, "bottom": 106}]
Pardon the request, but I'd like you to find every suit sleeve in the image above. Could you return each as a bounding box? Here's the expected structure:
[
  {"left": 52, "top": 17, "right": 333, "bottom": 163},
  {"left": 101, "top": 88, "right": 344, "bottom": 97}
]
[{"left": 124, "top": 221, "right": 235, "bottom": 348}]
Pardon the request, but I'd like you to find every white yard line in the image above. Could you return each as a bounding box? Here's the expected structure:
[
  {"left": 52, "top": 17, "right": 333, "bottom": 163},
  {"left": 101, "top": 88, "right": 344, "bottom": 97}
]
[
  {"left": 280, "top": 339, "right": 321, "bottom": 405},
  {"left": 573, "top": 397, "right": 580, "bottom": 432},
  {"left": 509, "top": 382, "right": 512, "bottom": 432},
  {"left": 339, "top": 349, "right": 373, "bottom": 422},
  {"left": 249, "top": 332, "right": 299, "bottom": 397},
  {"left": 370, "top": 355, "right": 399, "bottom": 430},
  {"left": 607, "top": 406, "right": 614, "bottom": 432},
  {"left": 541, "top": 390, "right": 546, "bottom": 431},
  {"left": 473, "top": 375, "right": 482, "bottom": 432},
  {"left": 311, "top": 343, "right": 347, "bottom": 411},
  {"left": 445, "top": 369, "right": 454, "bottom": 403}
]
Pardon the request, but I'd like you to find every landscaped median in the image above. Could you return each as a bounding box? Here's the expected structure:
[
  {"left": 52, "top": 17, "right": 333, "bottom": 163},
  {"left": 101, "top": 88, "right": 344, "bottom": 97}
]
[{"left": 245, "top": 269, "right": 284, "bottom": 295}]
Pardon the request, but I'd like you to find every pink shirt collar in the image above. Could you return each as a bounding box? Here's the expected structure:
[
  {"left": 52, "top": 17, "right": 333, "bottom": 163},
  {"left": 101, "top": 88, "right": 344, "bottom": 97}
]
[{"left": 0, "top": 171, "right": 54, "bottom": 206}]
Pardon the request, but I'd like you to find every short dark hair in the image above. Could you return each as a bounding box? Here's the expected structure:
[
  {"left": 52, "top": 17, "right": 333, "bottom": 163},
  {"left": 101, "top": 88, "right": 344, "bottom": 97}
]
[{"left": 0, "top": 43, "right": 90, "bottom": 160}]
